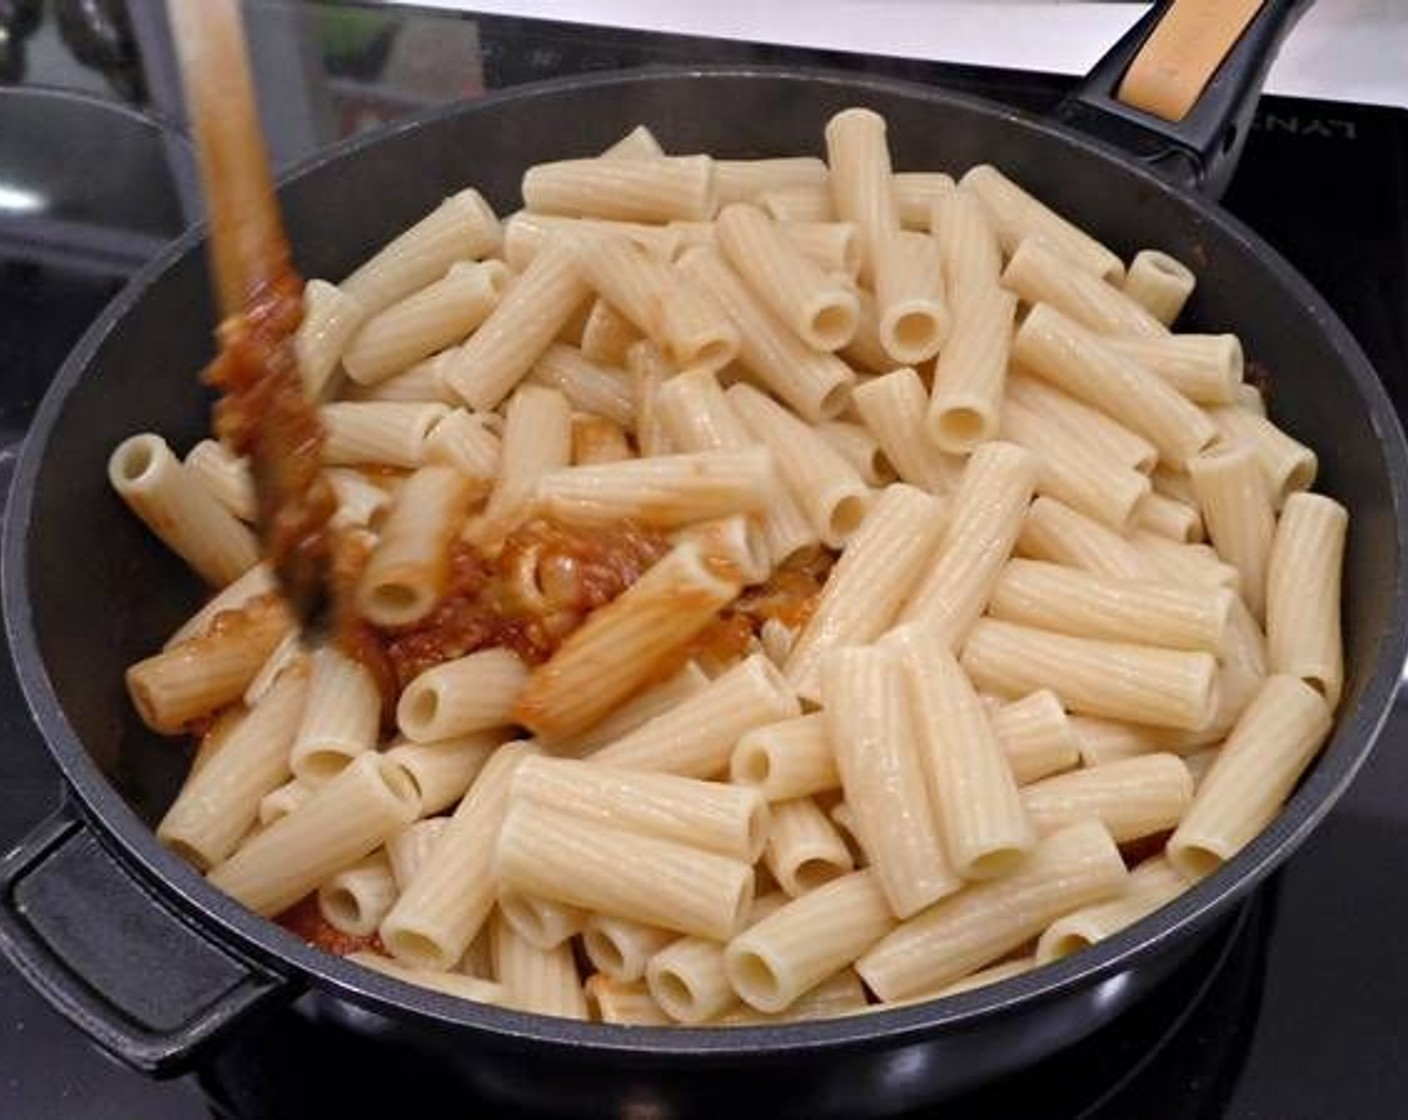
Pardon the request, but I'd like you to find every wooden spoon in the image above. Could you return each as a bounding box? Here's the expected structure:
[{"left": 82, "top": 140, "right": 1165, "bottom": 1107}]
[{"left": 167, "top": 0, "right": 337, "bottom": 629}]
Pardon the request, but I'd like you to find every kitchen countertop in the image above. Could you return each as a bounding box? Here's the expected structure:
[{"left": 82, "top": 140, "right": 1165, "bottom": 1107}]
[{"left": 394, "top": 0, "right": 1408, "bottom": 111}]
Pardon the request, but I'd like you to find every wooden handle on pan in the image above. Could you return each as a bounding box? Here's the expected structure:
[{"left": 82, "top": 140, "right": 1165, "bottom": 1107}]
[
  {"left": 1118, "top": 0, "right": 1268, "bottom": 122},
  {"left": 167, "top": 0, "right": 292, "bottom": 317}
]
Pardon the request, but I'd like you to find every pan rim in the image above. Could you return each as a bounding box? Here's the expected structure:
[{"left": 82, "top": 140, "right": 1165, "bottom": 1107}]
[{"left": 5, "top": 62, "right": 1407, "bottom": 1061}]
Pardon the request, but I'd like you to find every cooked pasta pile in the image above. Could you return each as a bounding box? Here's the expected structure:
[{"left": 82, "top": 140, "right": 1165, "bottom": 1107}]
[{"left": 107, "top": 108, "right": 1346, "bottom": 1026}]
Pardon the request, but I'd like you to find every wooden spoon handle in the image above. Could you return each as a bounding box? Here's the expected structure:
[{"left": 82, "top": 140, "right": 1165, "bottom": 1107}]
[
  {"left": 1118, "top": 0, "right": 1267, "bottom": 122},
  {"left": 167, "top": 0, "right": 292, "bottom": 317}
]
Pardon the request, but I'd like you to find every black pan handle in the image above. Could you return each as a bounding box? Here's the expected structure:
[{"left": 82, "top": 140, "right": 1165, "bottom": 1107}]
[
  {"left": 1055, "top": 0, "right": 1313, "bottom": 197},
  {"left": 0, "top": 802, "right": 294, "bottom": 1076}
]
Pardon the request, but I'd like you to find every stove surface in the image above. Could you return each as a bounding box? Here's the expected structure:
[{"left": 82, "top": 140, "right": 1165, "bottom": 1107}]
[{"left": 1, "top": 3, "right": 1406, "bottom": 1118}]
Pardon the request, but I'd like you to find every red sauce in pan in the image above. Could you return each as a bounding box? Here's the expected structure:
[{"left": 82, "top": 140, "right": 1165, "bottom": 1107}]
[
  {"left": 275, "top": 894, "right": 383, "bottom": 957},
  {"left": 673, "top": 563, "right": 829, "bottom": 674},
  {"left": 378, "top": 519, "right": 670, "bottom": 692},
  {"left": 732, "top": 566, "right": 828, "bottom": 631}
]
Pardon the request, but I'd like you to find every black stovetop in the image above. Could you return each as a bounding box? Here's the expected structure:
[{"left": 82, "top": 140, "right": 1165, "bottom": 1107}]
[{"left": 1, "top": 3, "right": 1406, "bottom": 1118}]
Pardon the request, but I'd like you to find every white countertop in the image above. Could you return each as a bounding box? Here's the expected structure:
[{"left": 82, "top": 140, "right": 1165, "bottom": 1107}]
[{"left": 393, "top": 0, "right": 1408, "bottom": 111}]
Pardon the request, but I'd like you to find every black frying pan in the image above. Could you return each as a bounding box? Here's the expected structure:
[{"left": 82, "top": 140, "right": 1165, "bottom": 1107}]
[{"left": 3, "top": 3, "right": 1406, "bottom": 1116}]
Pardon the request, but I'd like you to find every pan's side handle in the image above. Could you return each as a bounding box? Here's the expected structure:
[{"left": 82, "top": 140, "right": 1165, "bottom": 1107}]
[
  {"left": 1055, "top": 0, "right": 1313, "bottom": 197},
  {"left": 0, "top": 803, "right": 295, "bottom": 1076}
]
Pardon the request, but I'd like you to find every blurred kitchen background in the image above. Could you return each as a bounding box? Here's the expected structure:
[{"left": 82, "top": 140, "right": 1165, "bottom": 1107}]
[{"left": 3, "top": 2, "right": 1405, "bottom": 176}]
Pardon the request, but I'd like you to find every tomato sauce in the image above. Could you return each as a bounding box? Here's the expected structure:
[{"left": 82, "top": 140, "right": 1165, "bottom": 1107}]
[
  {"left": 731, "top": 566, "right": 829, "bottom": 632},
  {"left": 368, "top": 519, "right": 671, "bottom": 699},
  {"left": 205, "top": 267, "right": 337, "bottom": 622},
  {"left": 275, "top": 894, "right": 383, "bottom": 957}
]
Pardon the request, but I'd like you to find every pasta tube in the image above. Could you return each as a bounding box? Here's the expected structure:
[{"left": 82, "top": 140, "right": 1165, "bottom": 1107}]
[
  {"left": 207, "top": 752, "right": 420, "bottom": 917},
  {"left": 1122, "top": 250, "right": 1196, "bottom": 326},
  {"left": 443, "top": 237, "right": 591, "bottom": 411},
  {"left": 1188, "top": 441, "right": 1276, "bottom": 621},
  {"left": 127, "top": 596, "right": 291, "bottom": 733},
  {"left": 1012, "top": 303, "right": 1217, "bottom": 468},
  {"left": 730, "top": 713, "right": 839, "bottom": 802},
  {"left": 396, "top": 648, "right": 529, "bottom": 742},
  {"left": 535, "top": 447, "right": 775, "bottom": 528},
  {"left": 523, "top": 155, "right": 716, "bottom": 222},
  {"left": 715, "top": 202, "right": 859, "bottom": 351},
  {"left": 1020, "top": 753, "right": 1194, "bottom": 842},
  {"left": 157, "top": 666, "right": 308, "bottom": 870},
  {"left": 898, "top": 440, "right": 1037, "bottom": 643},
  {"left": 959, "top": 164, "right": 1124, "bottom": 282},
  {"left": 821, "top": 646, "right": 960, "bottom": 918},
  {"left": 342, "top": 259, "right": 509, "bottom": 386},
  {"left": 784, "top": 483, "right": 947, "bottom": 701},
  {"left": 356, "top": 465, "right": 474, "bottom": 626},
  {"left": 988, "top": 558, "right": 1234, "bottom": 653},
  {"left": 763, "top": 797, "right": 855, "bottom": 897},
  {"left": 873, "top": 230, "right": 950, "bottom": 364},
  {"left": 1168, "top": 675, "right": 1332, "bottom": 878},
  {"left": 677, "top": 246, "right": 855, "bottom": 422},
  {"left": 290, "top": 646, "right": 381, "bottom": 784},
  {"left": 824, "top": 107, "right": 901, "bottom": 284},
  {"left": 490, "top": 912, "right": 588, "bottom": 1020},
  {"left": 592, "top": 654, "right": 799, "bottom": 778},
  {"left": 961, "top": 618, "right": 1218, "bottom": 731},
  {"left": 887, "top": 624, "right": 1034, "bottom": 880},
  {"left": 380, "top": 742, "right": 534, "bottom": 969},
  {"left": 495, "top": 799, "right": 754, "bottom": 942},
  {"left": 109, "top": 433, "right": 259, "bottom": 587},
  {"left": 727, "top": 381, "right": 871, "bottom": 547},
  {"left": 1036, "top": 856, "right": 1191, "bottom": 962},
  {"left": 726, "top": 871, "right": 896, "bottom": 1013},
  {"left": 1266, "top": 493, "right": 1348, "bottom": 706},
  {"left": 514, "top": 542, "right": 742, "bottom": 739},
  {"left": 1001, "top": 236, "right": 1166, "bottom": 338},
  {"left": 511, "top": 755, "right": 769, "bottom": 863},
  {"left": 340, "top": 188, "right": 501, "bottom": 315},
  {"left": 856, "top": 820, "right": 1128, "bottom": 1001}
]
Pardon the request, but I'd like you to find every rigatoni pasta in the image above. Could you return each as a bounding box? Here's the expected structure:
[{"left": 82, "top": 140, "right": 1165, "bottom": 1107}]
[
  {"left": 157, "top": 666, "right": 309, "bottom": 870},
  {"left": 523, "top": 155, "right": 716, "bottom": 223},
  {"left": 1001, "top": 236, "right": 1166, "bottom": 339},
  {"left": 591, "top": 654, "right": 798, "bottom": 778},
  {"left": 184, "top": 438, "right": 256, "bottom": 522},
  {"left": 783, "top": 483, "right": 946, "bottom": 701},
  {"left": 121, "top": 106, "right": 1353, "bottom": 1026},
  {"left": 1121, "top": 250, "right": 1196, "bottom": 326},
  {"left": 342, "top": 259, "right": 509, "bottom": 386},
  {"left": 295, "top": 279, "right": 367, "bottom": 399},
  {"left": 730, "top": 714, "right": 839, "bottom": 801},
  {"left": 887, "top": 623, "right": 1034, "bottom": 880},
  {"left": 207, "top": 752, "right": 420, "bottom": 917},
  {"left": 821, "top": 646, "right": 961, "bottom": 918},
  {"left": 1013, "top": 303, "right": 1217, "bottom": 468},
  {"left": 857, "top": 820, "right": 1128, "bottom": 1001},
  {"left": 340, "top": 188, "right": 501, "bottom": 316},
  {"left": 109, "top": 433, "right": 260, "bottom": 587},
  {"left": 127, "top": 596, "right": 291, "bottom": 733},
  {"left": 379, "top": 742, "right": 534, "bottom": 970},
  {"left": 762, "top": 797, "right": 854, "bottom": 897},
  {"left": 290, "top": 646, "right": 381, "bottom": 783},
  {"left": 715, "top": 202, "right": 859, "bottom": 352},
  {"left": 442, "top": 237, "right": 591, "bottom": 411},
  {"left": 1266, "top": 493, "right": 1348, "bottom": 705},
  {"left": 824, "top": 107, "right": 901, "bottom": 285},
  {"left": 357, "top": 465, "right": 474, "bottom": 626},
  {"left": 962, "top": 618, "right": 1218, "bottom": 731},
  {"left": 897, "top": 440, "right": 1037, "bottom": 644}
]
